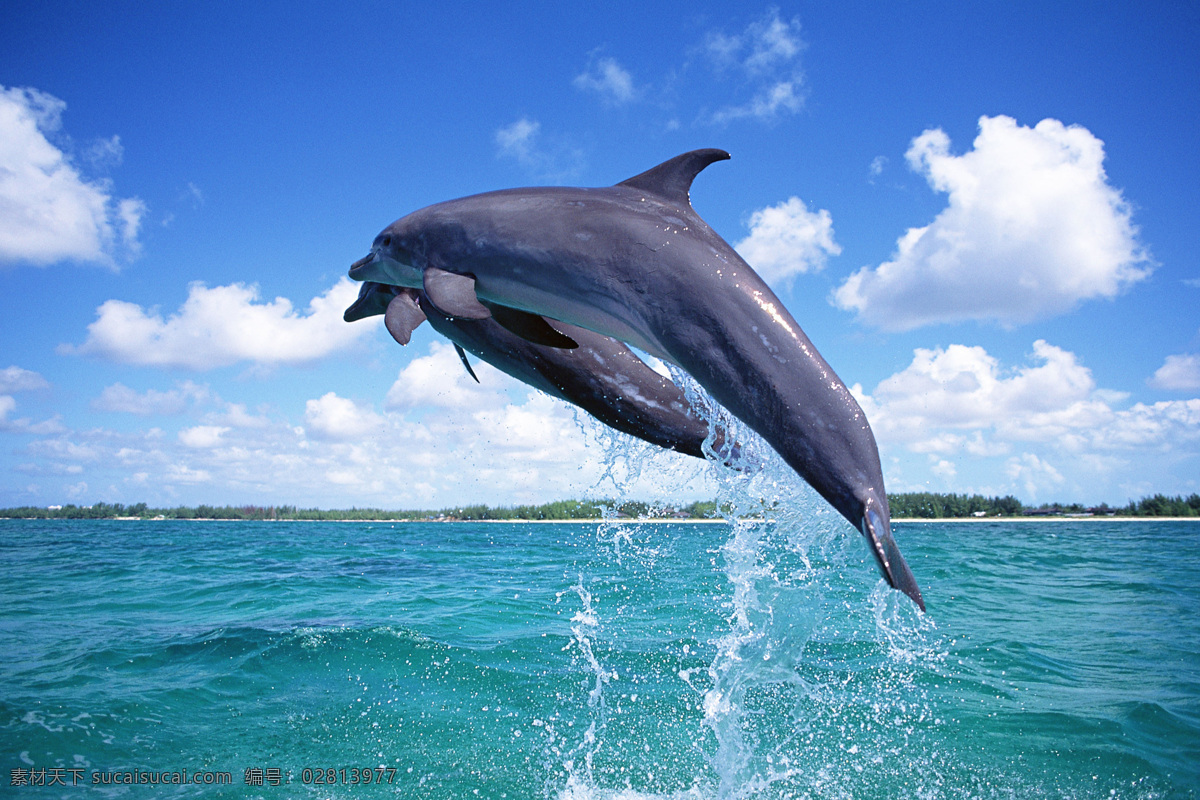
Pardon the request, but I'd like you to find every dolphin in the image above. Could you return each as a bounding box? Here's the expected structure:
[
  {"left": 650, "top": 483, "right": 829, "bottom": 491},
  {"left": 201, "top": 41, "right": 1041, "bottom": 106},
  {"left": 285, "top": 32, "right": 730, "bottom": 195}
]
[
  {"left": 349, "top": 149, "right": 924, "bottom": 610},
  {"left": 344, "top": 281, "right": 738, "bottom": 461}
]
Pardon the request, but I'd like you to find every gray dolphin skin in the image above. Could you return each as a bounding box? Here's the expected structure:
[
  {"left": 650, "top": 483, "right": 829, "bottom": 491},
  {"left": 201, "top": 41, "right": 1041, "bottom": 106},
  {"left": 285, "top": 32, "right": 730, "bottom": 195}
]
[
  {"left": 344, "top": 281, "right": 736, "bottom": 461},
  {"left": 348, "top": 149, "right": 925, "bottom": 611}
]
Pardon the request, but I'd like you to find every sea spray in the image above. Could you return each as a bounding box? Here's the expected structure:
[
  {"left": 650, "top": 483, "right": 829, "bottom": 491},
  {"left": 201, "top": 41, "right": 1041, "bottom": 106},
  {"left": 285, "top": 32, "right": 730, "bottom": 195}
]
[{"left": 548, "top": 367, "right": 953, "bottom": 800}]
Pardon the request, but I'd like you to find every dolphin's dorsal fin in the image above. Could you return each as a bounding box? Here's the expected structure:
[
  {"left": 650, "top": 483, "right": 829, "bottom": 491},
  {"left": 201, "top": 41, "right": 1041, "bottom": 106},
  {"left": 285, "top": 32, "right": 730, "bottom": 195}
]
[{"left": 617, "top": 149, "right": 730, "bottom": 207}]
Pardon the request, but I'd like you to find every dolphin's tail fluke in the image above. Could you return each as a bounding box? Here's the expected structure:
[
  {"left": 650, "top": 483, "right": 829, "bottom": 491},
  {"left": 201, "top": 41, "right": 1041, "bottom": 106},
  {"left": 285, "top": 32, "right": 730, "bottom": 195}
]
[{"left": 864, "top": 508, "right": 926, "bottom": 612}]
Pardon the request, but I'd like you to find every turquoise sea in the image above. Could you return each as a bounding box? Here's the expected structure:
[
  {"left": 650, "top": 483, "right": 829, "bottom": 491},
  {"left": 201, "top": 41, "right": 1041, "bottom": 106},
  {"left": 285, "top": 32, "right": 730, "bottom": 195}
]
[{"left": 2, "top": 509, "right": 1197, "bottom": 798}]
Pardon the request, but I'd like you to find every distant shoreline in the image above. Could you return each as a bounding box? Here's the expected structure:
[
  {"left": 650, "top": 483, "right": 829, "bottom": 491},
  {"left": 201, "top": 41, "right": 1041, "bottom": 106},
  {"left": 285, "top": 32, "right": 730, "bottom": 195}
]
[
  {"left": 9, "top": 493, "right": 1195, "bottom": 522},
  {"left": 4, "top": 516, "right": 1198, "bottom": 523}
]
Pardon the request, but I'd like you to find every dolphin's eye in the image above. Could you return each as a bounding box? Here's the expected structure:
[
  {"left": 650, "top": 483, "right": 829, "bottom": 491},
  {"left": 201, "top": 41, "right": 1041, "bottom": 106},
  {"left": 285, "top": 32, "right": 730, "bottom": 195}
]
[{"left": 381, "top": 236, "right": 392, "bottom": 248}]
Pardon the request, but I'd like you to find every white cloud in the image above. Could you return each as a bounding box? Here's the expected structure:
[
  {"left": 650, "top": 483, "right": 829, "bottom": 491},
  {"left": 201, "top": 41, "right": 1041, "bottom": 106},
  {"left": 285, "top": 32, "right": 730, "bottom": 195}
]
[
  {"left": 494, "top": 117, "right": 583, "bottom": 182},
  {"left": 304, "top": 393, "right": 385, "bottom": 442},
  {"left": 930, "top": 457, "right": 957, "bottom": 480},
  {"left": 0, "top": 85, "right": 145, "bottom": 267},
  {"left": 833, "top": 115, "right": 1152, "bottom": 330},
  {"left": 0, "top": 388, "right": 65, "bottom": 434},
  {"left": 711, "top": 80, "right": 805, "bottom": 124},
  {"left": 178, "top": 425, "right": 229, "bottom": 448},
  {"left": 706, "top": 9, "right": 804, "bottom": 74},
  {"left": 1150, "top": 351, "right": 1200, "bottom": 391},
  {"left": 496, "top": 117, "right": 538, "bottom": 155},
  {"left": 211, "top": 403, "right": 270, "bottom": 429},
  {"left": 10, "top": 339, "right": 715, "bottom": 509},
  {"left": 862, "top": 340, "right": 1102, "bottom": 444},
  {"left": 855, "top": 339, "right": 1200, "bottom": 498},
  {"left": 1091, "top": 398, "right": 1200, "bottom": 450},
  {"left": 166, "top": 464, "right": 211, "bottom": 484},
  {"left": 385, "top": 341, "right": 515, "bottom": 412},
  {"left": 734, "top": 196, "right": 840, "bottom": 285},
  {"left": 62, "top": 278, "right": 373, "bottom": 369},
  {"left": 0, "top": 366, "right": 49, "bottom": 393},
  {"left": 115, "top": 197, "right": 146, "bottom": 258},
  {"left": 184, "top": 182, "right": 204, "bottom": 208},
  {"left": 704, "top": 10, "right": 806, "bottom": 123},
  {"left": 1005, "top": 453, "right": 1065, "bottom": 499},
  {"left": 26, "top": 437, "right": 99, "bottom": 462},
  {"left": 93, "top": 381, "right": 212, "bottom": 415},
  {"left": 573, "top": 56, "right": 637, "bottom": 105},
  {"left": 83, "top": 135, "right": 123, "bottom": 170}
]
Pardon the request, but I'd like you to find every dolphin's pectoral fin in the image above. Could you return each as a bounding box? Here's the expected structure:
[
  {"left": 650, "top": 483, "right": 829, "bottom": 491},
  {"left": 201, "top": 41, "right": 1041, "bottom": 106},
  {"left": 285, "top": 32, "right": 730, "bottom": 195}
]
[
  {"left": 384, "top": 289, "right": 427, "bottom": 346},
  {"left": 422, "top": 268, "right": 492, "bottom": 320},
  {"left": 487, "top": 304, "right": 579, "bottom": 349},
  {"left": 617, "top": 149, "right": 731, "bottom": 206},
  {"left": 454, "top": 344, "right": 480, "bottom": 383},
  {"left": 864, "top": 508, "right": 926, "bottom": 612}
]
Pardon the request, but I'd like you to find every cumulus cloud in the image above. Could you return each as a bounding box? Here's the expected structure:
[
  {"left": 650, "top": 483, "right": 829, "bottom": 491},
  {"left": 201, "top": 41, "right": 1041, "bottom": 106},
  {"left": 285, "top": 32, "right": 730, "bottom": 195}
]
[
  {"left": 385, "top": 341, "right": 515, "bottom": 412},
  {"left": 734, "top": 196, "right": 840, "bottom": 285},
  {"left": 833, "top": 115, "right": 1152, "bottom": 330},
  {"left": 165, "top": 464, "right": 211, "bottom": 483},
  {"left": 178, "top": 425, "right": 229, "bottom": 449},
  {"left": 494, "top": 117, "right": 583, "bottom": 182},
  {"left": 706, "top": 8, "right": 804, "bottom": 74},
  {"left": 1150, "top": 350, "right": 1200, "bottom": 391},
  {"left": 1005, "top": 453, "right": 1065, "bottom": 499},
  {"left": 0, "top": 366, "right": 49, "bottom": 393},
  {"left": 860, "top": 340, "right": 1103, "bottom": 446},
  {"left": 83, "top": 135, "right": 124, "bottom": 171},
  {"left": 62, "top": 278, "right": 373, "bottom": 369},
  {"left": 573, "top": 56, "right": 637, "bottom": 105},
  {"left": 0, "top": 85, "right": 145, "bottom": 267},
  {"left": 304, "top": 392, "right": 386, "bottom": 441},
  {"left": 211, "top": 403, "right": 270, "bottom": 429},
  {"left": 1090, "top": 398, "right": 1200, "bottom": 450},
  {"left": 704, "top": 9, "right": 806, "bottom": 124},
  {"left": 93, "top": 381, "right": 212, "bottom": 415},
  {"left": 711, "top": 81, "right": 804, "bottom": 124},
  {"left": 495, "top": 117, "right": 539, "bottom": 160},
  {"left": 0, "top": 367, "right": 63, "bottom": 434},
  {"left": 855, "top": 339, "right": 1200, "bottom": 497},
  {"left": 11, "top": 336, "right": 716, "bottom": 509}
]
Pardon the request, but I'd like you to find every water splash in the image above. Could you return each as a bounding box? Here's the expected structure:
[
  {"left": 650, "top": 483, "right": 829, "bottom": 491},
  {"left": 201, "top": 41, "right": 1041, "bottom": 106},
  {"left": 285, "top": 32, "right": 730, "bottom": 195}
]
[{"left": 551, "top": 370, "right": 952, "bottom": 799}]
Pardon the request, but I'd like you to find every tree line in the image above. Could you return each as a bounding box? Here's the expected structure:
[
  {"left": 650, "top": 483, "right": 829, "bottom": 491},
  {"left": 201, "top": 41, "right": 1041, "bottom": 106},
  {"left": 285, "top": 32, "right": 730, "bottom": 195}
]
[
  {"left": 0, "top": 499, "right": 721, "bottom": 521},
  {"left": 1, "top": 493, "right": 1197, "bottom": 521}
]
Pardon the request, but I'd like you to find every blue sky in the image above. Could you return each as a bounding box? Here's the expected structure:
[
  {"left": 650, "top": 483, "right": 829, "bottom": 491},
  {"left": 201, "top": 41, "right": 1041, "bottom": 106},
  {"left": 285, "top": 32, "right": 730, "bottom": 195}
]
[{"left": 1, "top": 1, "right": 1197, "bottom": 509}]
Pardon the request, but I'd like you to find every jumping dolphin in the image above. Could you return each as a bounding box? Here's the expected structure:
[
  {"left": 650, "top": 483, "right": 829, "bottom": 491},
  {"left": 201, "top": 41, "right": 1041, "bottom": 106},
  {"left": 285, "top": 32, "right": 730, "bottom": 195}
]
[
  {"left": 349, "top": 149, "right": 924, "bottom": 610},
  {"left": 344, "top": 281, "right": 737, "bottom": 461}
]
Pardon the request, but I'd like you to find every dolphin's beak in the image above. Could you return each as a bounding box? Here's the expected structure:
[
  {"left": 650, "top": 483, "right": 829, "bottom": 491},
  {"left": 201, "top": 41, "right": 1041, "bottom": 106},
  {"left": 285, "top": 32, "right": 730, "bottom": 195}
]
[
  {"left": 863, "top": 507, "right": 926, "bottom": 612},
  {"left": 343, "top": 282, "right": 388, "bottom": 322},
  {"left": 349, "top": 253, "right": 376, "bottom": 281}
]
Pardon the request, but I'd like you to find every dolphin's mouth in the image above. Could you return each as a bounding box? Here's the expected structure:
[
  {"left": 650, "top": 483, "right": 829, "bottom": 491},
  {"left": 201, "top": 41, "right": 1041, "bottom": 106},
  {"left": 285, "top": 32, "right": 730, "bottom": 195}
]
[
  {"left": 864, "top": 507, "right": 926, "bottom": 612},
  {"left": 344, "top": 280, "right": 386, "bottom": 322},
  {"left": 349, "top": 253, "right": 375, "bottom": 279}
]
